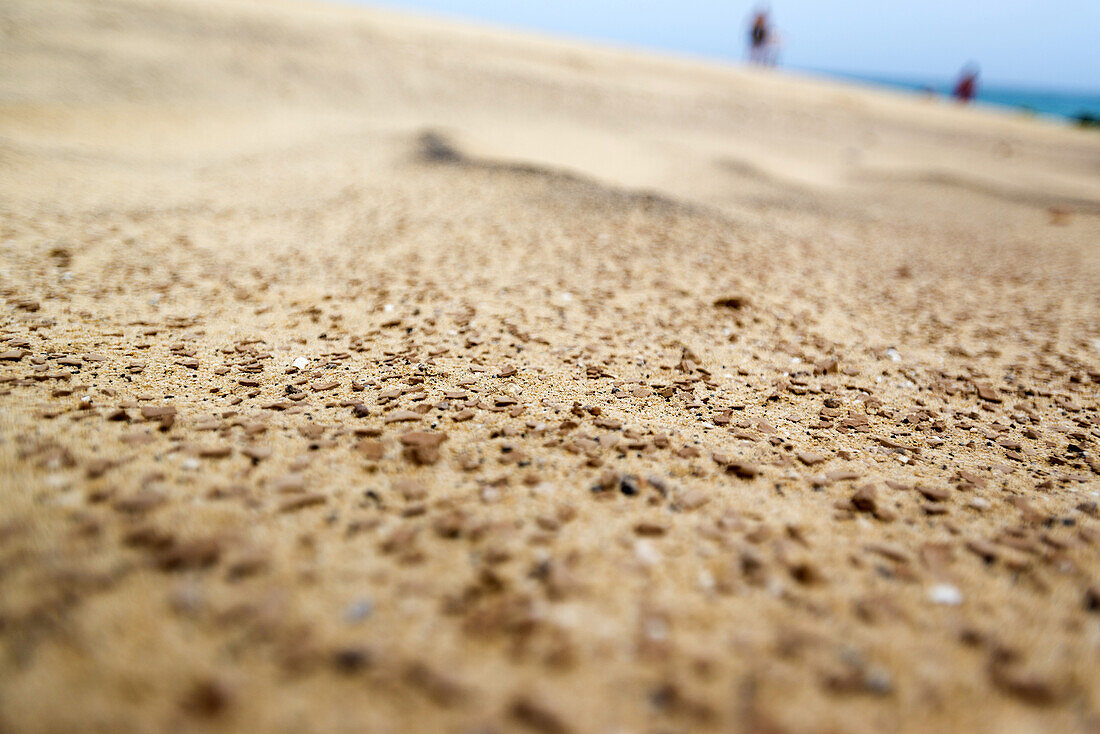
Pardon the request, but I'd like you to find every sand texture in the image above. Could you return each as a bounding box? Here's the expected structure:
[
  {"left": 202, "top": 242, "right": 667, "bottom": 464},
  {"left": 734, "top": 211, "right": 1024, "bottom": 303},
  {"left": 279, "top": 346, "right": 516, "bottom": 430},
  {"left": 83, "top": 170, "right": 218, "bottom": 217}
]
[{"left": 1, "top": 0, "right": 1099, "bottom": 732}]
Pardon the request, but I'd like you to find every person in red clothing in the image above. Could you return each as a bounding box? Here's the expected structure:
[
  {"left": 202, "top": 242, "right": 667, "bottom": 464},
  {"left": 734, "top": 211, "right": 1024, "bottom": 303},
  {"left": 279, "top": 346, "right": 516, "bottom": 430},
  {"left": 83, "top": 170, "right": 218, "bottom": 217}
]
[{"left": 953, "top": 64, "right": 979, "bottom": 103}]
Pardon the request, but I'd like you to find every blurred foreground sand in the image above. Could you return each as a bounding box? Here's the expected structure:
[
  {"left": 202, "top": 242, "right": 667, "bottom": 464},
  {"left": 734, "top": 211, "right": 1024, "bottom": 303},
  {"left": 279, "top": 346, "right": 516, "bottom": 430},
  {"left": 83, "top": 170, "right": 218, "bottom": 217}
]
[{"left": 1, "top": 1, "right": 1099, "bottom": 732}]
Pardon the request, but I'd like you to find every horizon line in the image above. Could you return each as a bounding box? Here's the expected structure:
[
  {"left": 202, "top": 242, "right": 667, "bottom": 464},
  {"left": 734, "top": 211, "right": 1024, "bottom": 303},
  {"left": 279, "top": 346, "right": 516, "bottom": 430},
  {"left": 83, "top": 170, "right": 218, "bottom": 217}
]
[{"left": 318, "top": 0, "right": 1100, "bottom": 96}]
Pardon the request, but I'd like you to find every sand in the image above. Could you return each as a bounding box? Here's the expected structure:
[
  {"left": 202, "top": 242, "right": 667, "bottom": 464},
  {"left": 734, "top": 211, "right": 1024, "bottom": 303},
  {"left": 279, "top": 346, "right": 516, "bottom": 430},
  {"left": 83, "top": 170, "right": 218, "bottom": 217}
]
[{"left": 1, "top": 0, "right": 1099, "bottom": 732}]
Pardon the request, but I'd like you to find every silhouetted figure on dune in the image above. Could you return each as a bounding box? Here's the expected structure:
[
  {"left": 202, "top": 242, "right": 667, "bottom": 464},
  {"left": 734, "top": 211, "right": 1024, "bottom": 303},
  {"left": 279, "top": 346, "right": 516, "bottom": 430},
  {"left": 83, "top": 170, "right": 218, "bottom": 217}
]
[
  {"left": 953, "top": 64, "right": 979, "bottom": 103},
  {"left": 748, "top": 8, "right": 771, "bottom": 65}
]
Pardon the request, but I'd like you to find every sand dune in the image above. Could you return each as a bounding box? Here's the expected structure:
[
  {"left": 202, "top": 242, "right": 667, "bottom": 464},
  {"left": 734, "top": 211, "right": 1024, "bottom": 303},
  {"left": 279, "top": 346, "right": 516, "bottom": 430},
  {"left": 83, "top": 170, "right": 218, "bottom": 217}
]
[{"left": 1, "top": 1, "right": 1099, "bottom": 732}]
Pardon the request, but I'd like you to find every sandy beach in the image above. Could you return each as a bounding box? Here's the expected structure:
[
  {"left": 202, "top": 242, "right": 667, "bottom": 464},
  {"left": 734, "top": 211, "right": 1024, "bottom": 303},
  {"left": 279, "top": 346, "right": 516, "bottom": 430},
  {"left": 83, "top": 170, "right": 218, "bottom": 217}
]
[{"left": 1, "top": 0, "right": 1099, "bottom": 732}]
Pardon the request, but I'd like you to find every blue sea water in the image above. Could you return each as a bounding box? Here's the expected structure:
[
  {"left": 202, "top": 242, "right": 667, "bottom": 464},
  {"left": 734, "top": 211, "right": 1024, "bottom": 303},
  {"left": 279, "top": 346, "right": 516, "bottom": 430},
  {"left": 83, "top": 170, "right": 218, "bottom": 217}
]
[{"left": 819, "top": 71, "right": 1100, "bottom": 124}]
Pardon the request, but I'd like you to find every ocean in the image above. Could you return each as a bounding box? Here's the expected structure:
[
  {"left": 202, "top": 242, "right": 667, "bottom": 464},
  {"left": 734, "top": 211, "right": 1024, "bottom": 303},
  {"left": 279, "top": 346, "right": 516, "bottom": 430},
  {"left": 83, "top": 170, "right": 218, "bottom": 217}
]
[{"left": 820, "top": 71, "right": 1100, "bottom": 125}]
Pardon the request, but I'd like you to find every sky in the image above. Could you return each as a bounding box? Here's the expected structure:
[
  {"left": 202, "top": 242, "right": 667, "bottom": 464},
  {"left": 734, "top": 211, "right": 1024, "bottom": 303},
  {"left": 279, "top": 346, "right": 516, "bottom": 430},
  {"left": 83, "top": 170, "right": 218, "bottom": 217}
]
[{"left": 365, "top": 0, "right": 1100, "bottom": 92}]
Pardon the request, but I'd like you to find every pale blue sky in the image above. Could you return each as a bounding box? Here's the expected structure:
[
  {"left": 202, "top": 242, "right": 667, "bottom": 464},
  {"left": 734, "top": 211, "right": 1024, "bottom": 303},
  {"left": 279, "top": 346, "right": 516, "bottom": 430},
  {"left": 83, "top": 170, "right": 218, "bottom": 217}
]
[{"left": 365, "top": 0, "right": 1099, "bottom": 91}]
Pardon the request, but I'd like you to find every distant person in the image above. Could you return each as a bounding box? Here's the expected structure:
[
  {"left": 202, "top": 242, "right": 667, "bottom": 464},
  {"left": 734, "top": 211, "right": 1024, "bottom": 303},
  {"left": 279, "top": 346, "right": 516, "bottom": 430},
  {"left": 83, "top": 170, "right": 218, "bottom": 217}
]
[
  {"left": 953, "top": 64, "right": 979, "bottom": 103},
  {"left": 748, "top": 8, "right": 770, "bottom": 65}
]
